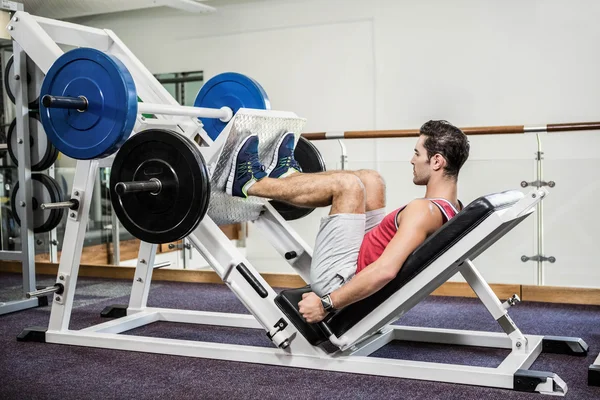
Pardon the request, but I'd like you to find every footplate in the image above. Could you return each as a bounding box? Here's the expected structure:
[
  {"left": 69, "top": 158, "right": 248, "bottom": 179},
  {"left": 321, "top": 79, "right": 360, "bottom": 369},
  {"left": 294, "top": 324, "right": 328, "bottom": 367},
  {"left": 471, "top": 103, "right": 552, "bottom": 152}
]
[{"left": 207, "top": 110, "right": 306, "bottom": 225}]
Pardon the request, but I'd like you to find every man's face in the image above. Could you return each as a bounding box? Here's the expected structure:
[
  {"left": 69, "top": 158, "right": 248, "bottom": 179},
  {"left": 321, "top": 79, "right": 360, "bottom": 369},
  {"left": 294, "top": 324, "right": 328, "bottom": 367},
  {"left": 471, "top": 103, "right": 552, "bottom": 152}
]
[{"left": 411, "top": 136, "right": 431, "bottom": 185}]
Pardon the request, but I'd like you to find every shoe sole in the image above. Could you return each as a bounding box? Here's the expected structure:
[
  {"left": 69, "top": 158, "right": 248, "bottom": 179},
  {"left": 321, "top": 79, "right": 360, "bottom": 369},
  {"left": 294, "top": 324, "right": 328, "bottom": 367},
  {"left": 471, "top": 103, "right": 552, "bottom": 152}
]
[
  {"left": 265, "top": 132, "right": 294, "bottom": 177},
  {"left": 226, "top": 134, "right": 257, "bottom": 196}
]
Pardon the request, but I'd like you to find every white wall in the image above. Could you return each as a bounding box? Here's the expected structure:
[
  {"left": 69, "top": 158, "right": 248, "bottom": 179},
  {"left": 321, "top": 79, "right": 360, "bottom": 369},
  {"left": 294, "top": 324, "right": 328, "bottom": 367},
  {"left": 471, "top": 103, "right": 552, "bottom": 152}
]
[{"left": 77, "top": 0, "right": 600, "bottom": 287}]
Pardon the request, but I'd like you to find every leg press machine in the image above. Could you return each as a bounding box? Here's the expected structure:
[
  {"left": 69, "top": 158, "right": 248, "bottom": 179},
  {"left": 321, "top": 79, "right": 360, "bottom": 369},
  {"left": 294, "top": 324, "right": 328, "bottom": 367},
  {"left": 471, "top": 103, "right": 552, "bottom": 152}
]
[{"left": 8, "top": 11, "right": 589, "bottom": 396}]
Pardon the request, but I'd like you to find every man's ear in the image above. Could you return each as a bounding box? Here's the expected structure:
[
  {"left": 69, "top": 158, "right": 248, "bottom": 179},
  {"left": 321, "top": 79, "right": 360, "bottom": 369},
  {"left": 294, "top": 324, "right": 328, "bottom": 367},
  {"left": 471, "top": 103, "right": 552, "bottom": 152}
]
[{"left": 431, "top": 154, "right": 446, "bottom": 171}]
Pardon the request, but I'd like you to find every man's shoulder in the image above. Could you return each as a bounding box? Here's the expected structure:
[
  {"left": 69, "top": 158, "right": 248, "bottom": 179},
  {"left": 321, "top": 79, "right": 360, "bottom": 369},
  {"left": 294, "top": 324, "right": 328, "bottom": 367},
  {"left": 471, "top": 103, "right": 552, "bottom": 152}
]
[
  {"left": 404, "top": 198, "right": 435, "bottom": 211},
  {"left": 397, "top": 199, "right": 444, "bottom": 230}
]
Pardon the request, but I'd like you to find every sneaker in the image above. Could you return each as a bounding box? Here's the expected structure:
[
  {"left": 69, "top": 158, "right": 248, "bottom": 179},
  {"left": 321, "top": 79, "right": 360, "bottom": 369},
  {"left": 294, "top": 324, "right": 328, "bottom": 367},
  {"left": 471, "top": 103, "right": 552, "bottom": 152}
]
[
  {"left": 226, "top": 134, "right": 267, "bottom": 198},
  {"left": 265, "top": 132, "right": 302, "bottom": 178}
]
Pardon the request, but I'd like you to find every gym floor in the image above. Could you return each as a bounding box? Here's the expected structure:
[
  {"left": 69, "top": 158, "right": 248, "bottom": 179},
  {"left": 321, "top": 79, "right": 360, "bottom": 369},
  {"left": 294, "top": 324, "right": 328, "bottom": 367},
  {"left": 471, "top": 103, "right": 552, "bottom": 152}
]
[{"left": 1, "top": 271, "right": 599, "bottom": 400}]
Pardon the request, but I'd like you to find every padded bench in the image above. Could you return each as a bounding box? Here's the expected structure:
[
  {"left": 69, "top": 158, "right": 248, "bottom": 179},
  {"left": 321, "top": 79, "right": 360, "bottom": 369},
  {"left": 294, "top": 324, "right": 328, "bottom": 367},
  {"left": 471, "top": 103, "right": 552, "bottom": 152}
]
[{"left": 275, "top": 190, "right": 525, "bottom": 346}]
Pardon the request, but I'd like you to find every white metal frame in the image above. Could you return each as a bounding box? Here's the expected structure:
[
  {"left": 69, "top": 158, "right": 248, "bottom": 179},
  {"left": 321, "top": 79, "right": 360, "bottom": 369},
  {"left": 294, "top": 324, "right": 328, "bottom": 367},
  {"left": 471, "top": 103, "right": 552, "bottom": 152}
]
[{"left": 9, "top": 12, "right": 578, "bottom": 396}]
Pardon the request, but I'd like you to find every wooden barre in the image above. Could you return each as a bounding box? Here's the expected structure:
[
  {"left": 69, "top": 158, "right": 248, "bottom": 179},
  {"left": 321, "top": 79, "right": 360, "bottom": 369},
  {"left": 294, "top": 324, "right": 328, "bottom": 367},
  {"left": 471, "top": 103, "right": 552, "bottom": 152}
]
[{"left": 301, "top": 121, "right": 600, "bottom": 140}]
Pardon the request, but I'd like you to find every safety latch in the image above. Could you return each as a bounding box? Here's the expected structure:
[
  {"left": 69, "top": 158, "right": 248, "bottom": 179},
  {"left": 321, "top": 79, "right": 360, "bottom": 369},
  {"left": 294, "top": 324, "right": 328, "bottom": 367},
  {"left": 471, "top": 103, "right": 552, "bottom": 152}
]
[
  {"left": 521, "top": 255, "right": 556, "bottom": 263},
  {"left": 521, "top": 180, "right": 555, "bottom": 189}
]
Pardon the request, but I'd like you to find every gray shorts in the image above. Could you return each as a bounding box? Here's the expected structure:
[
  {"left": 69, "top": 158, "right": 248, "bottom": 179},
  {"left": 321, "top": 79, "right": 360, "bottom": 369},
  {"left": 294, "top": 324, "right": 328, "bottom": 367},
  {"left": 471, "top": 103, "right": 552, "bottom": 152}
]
[{"left": 310, "top": 208, "right": 386, "bottom": 297}]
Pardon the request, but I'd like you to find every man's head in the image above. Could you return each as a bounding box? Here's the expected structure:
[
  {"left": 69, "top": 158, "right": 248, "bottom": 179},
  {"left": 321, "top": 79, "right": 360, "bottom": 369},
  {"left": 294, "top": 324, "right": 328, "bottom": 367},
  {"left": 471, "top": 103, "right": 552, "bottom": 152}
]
[{"left": 411, "top": 120, "right": 470, "bottom": 185}]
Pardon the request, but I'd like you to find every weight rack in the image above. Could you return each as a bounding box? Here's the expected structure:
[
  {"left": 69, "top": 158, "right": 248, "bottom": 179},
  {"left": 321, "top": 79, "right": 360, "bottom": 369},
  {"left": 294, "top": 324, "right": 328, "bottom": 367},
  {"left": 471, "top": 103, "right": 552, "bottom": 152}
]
[
  {"left": 0, "top": 41, "right": 43, "bottom": 315},
  {"left": 0, "top": 2, "right": 65, "bottom": 315}
]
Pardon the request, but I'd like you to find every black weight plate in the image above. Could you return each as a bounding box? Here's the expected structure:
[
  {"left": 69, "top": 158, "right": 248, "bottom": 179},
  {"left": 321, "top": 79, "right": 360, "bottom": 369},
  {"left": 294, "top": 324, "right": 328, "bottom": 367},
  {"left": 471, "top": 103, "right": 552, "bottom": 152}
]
[
  {"left": 110, "top": 129, "right": 210, "bottom": 244},
  {"left": 40, "top": 175, "right": 64, "bottom": 233},
  {"left": 11, "top": 174, "right": 63, "bottom": 233},
  {"left": 269, "top": 136, "right": 326, "bottom": 221},
  {"left": 33, "top": 113, "right": 60, "bottom": 171},
  {"left": 39, "top": 142, "right": 60, "bottom": 171},
  {"left": 7, "top": 114, "right": 57, "bottom": 171},
  {"left": 4, "top": 55, "right": 43, "bottom": 109},
  {"left": 179, "top": 134, "right": 211, "bottom": 239},
  {"left": 35, "top": 174, "right": 61, "bottom": 231},
  {"left": 44, "top": 175, "right": 65, "bottom": 230},
  {"left": 30, "top": 174, "right": 62, "bottom": 233},
  {"left": 1, "top": 205, "right": 18, "bottom": 245}
]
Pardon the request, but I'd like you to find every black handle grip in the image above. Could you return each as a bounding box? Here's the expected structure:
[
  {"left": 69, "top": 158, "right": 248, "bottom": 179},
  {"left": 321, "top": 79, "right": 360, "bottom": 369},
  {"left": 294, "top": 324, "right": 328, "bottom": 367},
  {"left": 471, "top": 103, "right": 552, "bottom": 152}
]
[{"left": 236, "top": 263, "right": 268, "bottom": 298}]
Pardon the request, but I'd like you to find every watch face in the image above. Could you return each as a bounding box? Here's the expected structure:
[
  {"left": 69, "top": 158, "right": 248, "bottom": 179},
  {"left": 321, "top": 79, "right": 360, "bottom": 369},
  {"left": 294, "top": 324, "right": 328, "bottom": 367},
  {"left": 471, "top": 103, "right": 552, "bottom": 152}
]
[{"left": 321, "top": 295, "right": 332, "bottom": 310}]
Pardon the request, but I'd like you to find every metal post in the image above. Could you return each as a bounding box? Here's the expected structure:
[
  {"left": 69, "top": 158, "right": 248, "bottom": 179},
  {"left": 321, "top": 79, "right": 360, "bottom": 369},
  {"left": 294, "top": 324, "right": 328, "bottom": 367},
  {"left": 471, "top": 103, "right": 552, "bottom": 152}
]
[
  {"left": 535, "top": 134, "right": 544, "bottom": 285},
  {"left": 110, "top": 204, "right": 120, "bottom": 265},
  {"left": 128, "top": 241, "right": 157, "bottom": 310},
  {"left": 47, "top": 160, "right": 99, "bottom": 331},
  {"left": 13, "top": 43, "right": 35, "bottom": 293},
  {"left": 48, "top": 164, "right": 58, "bottom": 263},
  {"left": 338, "top": 139, "right": 347, "bottom": 170}
]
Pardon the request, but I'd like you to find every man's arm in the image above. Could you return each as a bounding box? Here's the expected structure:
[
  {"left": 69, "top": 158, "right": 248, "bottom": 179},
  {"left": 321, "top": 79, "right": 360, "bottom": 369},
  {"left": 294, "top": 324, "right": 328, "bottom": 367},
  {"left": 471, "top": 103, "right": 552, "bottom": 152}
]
[{"left": 299, "top": 200, "right": 443, "bottom": 323}]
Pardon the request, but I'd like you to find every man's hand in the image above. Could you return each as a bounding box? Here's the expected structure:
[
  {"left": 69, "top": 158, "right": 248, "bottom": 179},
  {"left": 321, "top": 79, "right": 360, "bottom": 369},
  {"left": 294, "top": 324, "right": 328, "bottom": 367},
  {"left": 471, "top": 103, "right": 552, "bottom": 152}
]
[{"left": 298, "top": 292, "right": 327, "bottom": 323}]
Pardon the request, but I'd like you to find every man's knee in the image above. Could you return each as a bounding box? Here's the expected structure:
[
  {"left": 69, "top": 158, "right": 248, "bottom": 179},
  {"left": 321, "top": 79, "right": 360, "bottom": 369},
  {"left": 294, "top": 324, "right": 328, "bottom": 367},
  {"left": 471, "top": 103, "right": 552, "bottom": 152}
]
[
  {"left": 353, "top": 169, "right": 385, "bottom": 209},
  {"left": 354, "top": 169, "right": 385, "bottom": 191},
  {"left": 333, "top": 173, "right": 365, "bottom": 198}
]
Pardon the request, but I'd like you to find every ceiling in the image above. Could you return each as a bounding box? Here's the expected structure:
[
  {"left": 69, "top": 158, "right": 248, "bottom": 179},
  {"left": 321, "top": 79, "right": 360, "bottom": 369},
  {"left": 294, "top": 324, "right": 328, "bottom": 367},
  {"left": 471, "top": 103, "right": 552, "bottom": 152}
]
[{"left": 16, "top": 0, "right": 222, "bottom": 20}]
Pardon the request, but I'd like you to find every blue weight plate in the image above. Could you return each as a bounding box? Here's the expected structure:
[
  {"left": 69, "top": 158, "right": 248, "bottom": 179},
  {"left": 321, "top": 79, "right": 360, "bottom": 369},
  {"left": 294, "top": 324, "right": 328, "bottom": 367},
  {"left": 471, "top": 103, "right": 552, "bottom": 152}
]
[
  {"left": 194, "top": 72, "right": 270, "bottom": 141},
  {"left": 39, "top": 48, "right": 138, "bottom": 160}
]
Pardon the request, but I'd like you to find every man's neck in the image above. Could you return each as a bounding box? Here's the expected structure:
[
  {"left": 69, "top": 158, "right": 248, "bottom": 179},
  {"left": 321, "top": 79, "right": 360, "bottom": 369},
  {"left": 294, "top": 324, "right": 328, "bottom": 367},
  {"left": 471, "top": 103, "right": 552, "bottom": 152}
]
[{"left": 424, "top": 177, "right": 458, "bottom": 204}]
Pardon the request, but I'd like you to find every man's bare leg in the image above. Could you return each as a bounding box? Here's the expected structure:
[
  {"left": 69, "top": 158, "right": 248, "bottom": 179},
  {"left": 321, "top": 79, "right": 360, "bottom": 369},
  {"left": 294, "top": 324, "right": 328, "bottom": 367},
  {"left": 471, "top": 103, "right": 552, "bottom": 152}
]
[
  {"left": 248, "top": 172, "right": 366, "bottom": 215},
  {"left": 250, "top": 169, "right": 385, "bottom": 210}
]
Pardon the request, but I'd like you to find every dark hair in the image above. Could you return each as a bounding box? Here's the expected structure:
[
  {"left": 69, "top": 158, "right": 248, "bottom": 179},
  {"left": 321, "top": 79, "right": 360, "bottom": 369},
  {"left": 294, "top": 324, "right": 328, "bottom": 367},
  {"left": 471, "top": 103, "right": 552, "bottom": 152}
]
[{"left": 419, "top": 120, "right": 470, "bottom": 179}]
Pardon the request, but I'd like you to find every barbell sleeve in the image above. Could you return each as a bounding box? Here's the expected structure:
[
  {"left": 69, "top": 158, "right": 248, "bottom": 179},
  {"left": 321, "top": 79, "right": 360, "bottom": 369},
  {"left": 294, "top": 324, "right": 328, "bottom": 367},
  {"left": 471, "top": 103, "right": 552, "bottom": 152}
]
[
  {"left": 116, "top": 179, "right": 162, "bottom": 196},
  {"left": 137, "top": 103, "right": 233, "bottom": 122},
  {"left": 26, "top": 283, "right": 64, "bottom": 299},
  {"left": 40, "top": 199, "right": 80, "bottom": 210},
  {"left": 42, "top": 95, "right": 88, "bottom": 111}
]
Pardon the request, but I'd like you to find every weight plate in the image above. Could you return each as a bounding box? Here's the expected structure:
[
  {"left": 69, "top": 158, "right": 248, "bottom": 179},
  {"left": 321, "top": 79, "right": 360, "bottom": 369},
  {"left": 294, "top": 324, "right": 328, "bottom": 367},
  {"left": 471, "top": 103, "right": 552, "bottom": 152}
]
[
  {"left": 7, "top": 114, "right": 58, "bottom": 171},
  {"left": 194, "top": 72, "right": 270, "bottom": 141},
  {"left": 44, "top": 174, "right": 65, "bottom": 231},
  {"left": 269, "top": 136, "right": 326, "bottom": 220},
  {"left": 11, "top": 174, "right": 64, "bottom": 233},
  {"left": 1, "top": 205, "right": 18, "bottom": 245},
  {"left": 4, "top": 55, "right": 44, "bottom": 109},
  {"left": 180, "top": 133, "right": 211, "bottom": 239},
  {"left": 39, "top": 47, "right": 138, "bottom": 160},
  {"left": 110, "top": 129, "right": 210, "bottom": 244}
]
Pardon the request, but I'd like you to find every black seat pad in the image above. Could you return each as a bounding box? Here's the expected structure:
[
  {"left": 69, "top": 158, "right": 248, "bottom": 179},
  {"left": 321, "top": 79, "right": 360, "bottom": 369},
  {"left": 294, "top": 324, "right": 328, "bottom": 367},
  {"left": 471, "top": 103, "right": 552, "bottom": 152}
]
[{"left": 274, "top": 190, "right": 524, "bottom": 345}]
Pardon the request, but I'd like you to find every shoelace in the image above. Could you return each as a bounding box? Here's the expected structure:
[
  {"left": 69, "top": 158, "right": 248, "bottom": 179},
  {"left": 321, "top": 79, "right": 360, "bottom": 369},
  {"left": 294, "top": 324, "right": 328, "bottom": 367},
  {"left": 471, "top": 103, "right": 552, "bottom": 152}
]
[
  {"left": 277, "top": 156, "right": 301, "bottom": 171},
  {"left": 277, "top": 156, "right": 292, "bottom": 168},
  {"left": 237, "top": 151, "right": 263, "bottom": 177}
]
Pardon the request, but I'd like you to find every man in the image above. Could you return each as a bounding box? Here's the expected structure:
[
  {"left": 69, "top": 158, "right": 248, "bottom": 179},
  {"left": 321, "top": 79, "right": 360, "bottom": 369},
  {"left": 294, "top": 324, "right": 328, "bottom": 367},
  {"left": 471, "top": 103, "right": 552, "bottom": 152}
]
[{"left": 226, "top": 120, "right": 470, "bottom": 323}]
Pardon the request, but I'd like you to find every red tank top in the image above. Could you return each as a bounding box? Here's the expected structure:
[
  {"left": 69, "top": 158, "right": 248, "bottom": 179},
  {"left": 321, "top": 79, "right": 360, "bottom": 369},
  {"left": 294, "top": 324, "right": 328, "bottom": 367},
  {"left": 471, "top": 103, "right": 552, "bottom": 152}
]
[{"left": 356, "top": 199, "right": 460, "bottom": 273}]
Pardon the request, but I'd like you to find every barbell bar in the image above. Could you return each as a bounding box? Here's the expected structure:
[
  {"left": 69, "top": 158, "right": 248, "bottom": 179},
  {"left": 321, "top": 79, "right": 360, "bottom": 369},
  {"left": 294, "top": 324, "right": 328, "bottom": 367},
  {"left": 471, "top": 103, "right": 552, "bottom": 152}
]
[
  {"left": 26, "top": 283, "right": 63, "bottom": 299},
  {"left": 115, "top": 179, "right": 162, "bottom": 196},
  {"left": 40, "top": 199, "right": 79, "bottom": 211},
  {"left": 42, "top": 94, "right": 234, "bottom": 122}
]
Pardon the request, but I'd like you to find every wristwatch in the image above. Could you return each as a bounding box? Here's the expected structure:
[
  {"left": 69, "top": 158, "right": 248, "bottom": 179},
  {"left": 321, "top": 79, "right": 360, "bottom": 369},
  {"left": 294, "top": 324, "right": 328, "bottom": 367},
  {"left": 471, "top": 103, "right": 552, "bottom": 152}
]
[{"left": 320, "top": 294, "right": 335, "bottom": 312}]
